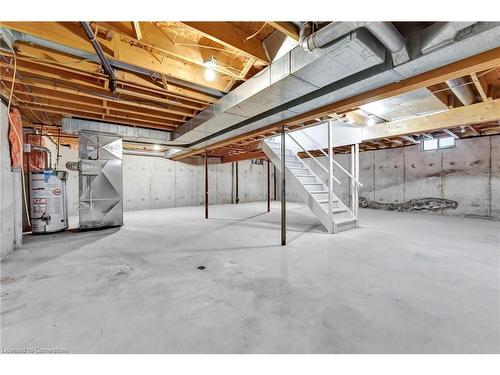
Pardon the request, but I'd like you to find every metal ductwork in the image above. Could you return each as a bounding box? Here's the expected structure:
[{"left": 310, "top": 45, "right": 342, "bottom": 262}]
[
  {"left": 175, "top": 28, "right": 386, "bottom": 144},
  {"left": 62, "top": 117, "right": 174, "bottom": 145},
  {"left": 299, "top": 22, "right": 409, "bottom": 65},
  {"left": 446, "top": 78, "right": 476, "bottom": 105},
  {"left": 80, "top": 22, "right": 117, "bottom": 93},
  {"left": 171, "top": 22, "right": 500, "bottom": 156},
  {"left": 123, "top": 150, "right": 167, "bottom": 158},
  {"left": 421, "top": 22, "right": 477, "bottom": 54}
]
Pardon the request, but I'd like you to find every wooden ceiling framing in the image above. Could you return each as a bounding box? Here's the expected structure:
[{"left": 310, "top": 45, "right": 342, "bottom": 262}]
[
  {"left": 174, "top": 48, "right": 500, "bottom": 163},
  {"left": 1, "top": 22, "right": 499, "bottom": 162},
  {"left": 0, "top": 21, "right": 297, "bottom": 132}
]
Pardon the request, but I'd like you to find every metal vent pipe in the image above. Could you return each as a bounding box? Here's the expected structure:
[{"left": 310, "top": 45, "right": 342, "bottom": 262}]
[
  {"left": 421, "top": 22, "right": 477, "bottom": 54},
  {"left": 31, "top": 146, "right": 52, "bottom": 169},
  {"left": 299, "top": 21, "right": 409, "bottom": 64}
]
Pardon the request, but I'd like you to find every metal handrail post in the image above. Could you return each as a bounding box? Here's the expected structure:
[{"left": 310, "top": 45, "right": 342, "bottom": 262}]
[
  {"left": 287, "top": 133, "right": 341, "bottom": 185},
  {"left": 300, "top": 126, "right": 363, "bottom": 187},
  {"left": 328, "top": 120, "right": 333, "bottom": 234}
]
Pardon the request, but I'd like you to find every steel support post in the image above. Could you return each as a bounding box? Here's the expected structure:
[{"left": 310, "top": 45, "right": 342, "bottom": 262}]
[
  {"left": 267, "top": 158, "right": 271, "bottom": 213},
  {"left": 281, "top": 126, "right": 286, "bottom": 246},
  {"left": 205, "top": 150, "right": 208, "bottom": 219}
]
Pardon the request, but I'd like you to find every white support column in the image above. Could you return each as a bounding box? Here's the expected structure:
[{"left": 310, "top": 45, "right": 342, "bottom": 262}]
[
  {"left": 350, "top": 144, "right": 355, "bottom": 216},
  {"left": 328, "top": 120, "right": 333, "bottom": 234}
]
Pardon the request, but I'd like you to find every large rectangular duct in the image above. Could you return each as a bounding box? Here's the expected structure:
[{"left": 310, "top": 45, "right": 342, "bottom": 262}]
[
  {"left": 62, "top": 117, "right": 172, "bottom": 144},
  {"left": 172, "top": 22, "right": 500, "bottom": 154},
  {"left": 174, "top": 29, "right": 385, "bottom": 143}
]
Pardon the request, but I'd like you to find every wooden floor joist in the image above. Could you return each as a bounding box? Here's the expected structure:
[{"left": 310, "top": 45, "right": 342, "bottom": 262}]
[{"left": 361, "top": 99, "right": 500, "bottom": 141}]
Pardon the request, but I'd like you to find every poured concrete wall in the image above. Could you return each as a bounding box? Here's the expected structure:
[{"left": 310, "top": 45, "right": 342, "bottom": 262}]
[
  {"left": 303, "top": 154, "right": 351, "bottom": 204},
  {"left": 306, "top": 135, "right": 499, "bottom": 218},
  {"left": 38, "top": 142, "right": 273, "bottom": 214},
  {"left": 0, "top": 102, "right": 22, "bottom": 260},
  {"left": 123, "top": 155, "right": 272, "bottom": 211},
  {"left": 492, "top": 136, "right": 500, "bottom": 218}
]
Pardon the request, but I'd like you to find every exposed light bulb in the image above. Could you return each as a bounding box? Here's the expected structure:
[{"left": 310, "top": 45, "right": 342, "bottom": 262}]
[
  {"left": 460, "top": 126, "right": 466, "bottom": 133},
  {"left": 204, "top": 57, "right": 217, "bottom": 81},
  {"left": 204, "top": 68, "right": 216, "bottom": 81},
  {"left": 153, "top": 144, "right": 161, "bottom": 151}
]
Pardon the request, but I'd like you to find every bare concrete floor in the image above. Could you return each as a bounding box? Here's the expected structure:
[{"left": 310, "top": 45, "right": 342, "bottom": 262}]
[{"left": 1, "top": 202, "right": 499, "bottom": 353}]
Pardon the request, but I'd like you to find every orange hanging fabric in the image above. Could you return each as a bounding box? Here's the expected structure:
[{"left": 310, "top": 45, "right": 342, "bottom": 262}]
[{"left": 8, "top": 107, "right": 23, "bottom": 169}]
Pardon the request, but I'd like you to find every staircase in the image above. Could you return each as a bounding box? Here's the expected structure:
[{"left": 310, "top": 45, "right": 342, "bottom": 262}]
[{"left": 263, "top": 139, "right": 357, "bottom": 233}]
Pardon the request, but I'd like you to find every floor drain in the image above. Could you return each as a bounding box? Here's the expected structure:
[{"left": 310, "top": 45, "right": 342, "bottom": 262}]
[{"left": 197, "top": 266, "right": 206, "bottom": 271}]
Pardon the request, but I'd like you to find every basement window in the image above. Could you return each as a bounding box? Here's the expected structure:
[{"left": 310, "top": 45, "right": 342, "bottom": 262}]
[{"left": 420, "top": 137, "right": 456, "bottom": 151}]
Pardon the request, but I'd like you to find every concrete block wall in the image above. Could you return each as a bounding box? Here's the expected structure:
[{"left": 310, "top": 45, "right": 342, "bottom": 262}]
[
  {"left": 1, "top": 102, "right": 22, "bottom": 261},
  {"left": 304, "top": 135, "right": 500, "bottom": 218}
]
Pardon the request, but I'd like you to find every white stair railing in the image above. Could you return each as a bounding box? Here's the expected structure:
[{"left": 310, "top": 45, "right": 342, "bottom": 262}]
[
  {"left": 300, "top": 127, "right": 363, "bottom": 188},
  {"left": 286, "top": 133, "right": 341, "bottom": 185},
  {"left": 283, "top": 120, "right": 362, "bottom": 229}
]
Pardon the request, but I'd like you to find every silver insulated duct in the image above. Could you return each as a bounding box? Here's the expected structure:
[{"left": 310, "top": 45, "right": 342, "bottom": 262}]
[
  {"left": 174, "top": 28, "right": 386, "bottom": 144},
  {"left": 170, "top": 22, "right": 500, "bottom": 155},
  {"left": 299, "top": 22, "right": 409, "bottom": 65},
  {"left": 446, "top": 78, "right": 476, "bottom": 105}
]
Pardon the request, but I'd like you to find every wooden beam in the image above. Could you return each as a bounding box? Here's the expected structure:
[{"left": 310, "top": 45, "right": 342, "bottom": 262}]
[
  {"left": 268, "top": 22, "right": 300, "bottom": 41},
  {"left": 470, "top": 73, "right": 488, "bottom": 101},
  {"left": 1, "top": 47, "right": 218, "bottom": 105},
  {"left": 361, "top": 99, "right": 500, "bottom": 141},
  {"left": 0, "top": 73, "right": 198, "bottom": 122},
  {"left": 132, "top": 22, "right": 142, "bottom": 41},
  {"left": 443, "top": 129, "right": 460, "bottom": 139},
  {"left": 224, "top": 57, "right": 256, "bottom": 92},
  {"left": 2, "top": 22, "right": 231, "bottom": 92},
  {"left": 222, "top": 150, "right": 265, "bottom": 163},
  {"left": 468, "top": 125, "right": 481, "bottom": 135},
  {"left": 96, "top": 22, "right": 249, "bottom": 80},
  {"left": 279, "top": 47, "right": 500, "bottom": 129},
  {"left": 180, "top": 22, "right": 269, "bottom": 64}
]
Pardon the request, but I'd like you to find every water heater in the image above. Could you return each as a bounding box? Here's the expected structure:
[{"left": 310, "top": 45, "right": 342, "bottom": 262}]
[{"left": 30, "top": 170, "right": 68, "bottom": 234}]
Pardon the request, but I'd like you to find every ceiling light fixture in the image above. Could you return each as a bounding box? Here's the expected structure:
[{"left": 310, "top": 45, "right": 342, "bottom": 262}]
[
  {"left": 366, "top": 116, "right": 376, "bottom": 127},
  {"left": 204, "top": 57, "right": 217, "bottom": 81}
]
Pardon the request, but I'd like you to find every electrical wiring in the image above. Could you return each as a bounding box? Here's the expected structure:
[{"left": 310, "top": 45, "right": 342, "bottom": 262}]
[
  {"left": 1, "top": 80, "right": 51, "bottom": 125},
  {"left": 5, "top": 52, "right": 31, "bottom": 226},
  {"left": 244, "top": 22, "right": 267, "bottom": 42}
]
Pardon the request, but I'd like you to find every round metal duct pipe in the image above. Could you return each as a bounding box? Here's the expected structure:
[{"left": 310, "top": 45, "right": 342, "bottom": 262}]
[
  {"left": 299, "top": 22, "right": 409, "bottom": 65},
  {"left": 299, "top": 21, "right": 406, "bottom": 53}
]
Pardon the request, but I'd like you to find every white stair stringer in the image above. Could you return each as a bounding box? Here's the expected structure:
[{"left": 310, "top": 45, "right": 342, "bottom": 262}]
[{"left": 262, "top": 139, "right": 357, "bottom": 233}]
